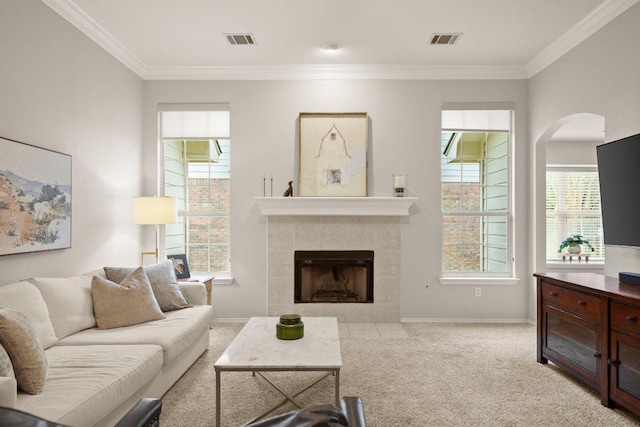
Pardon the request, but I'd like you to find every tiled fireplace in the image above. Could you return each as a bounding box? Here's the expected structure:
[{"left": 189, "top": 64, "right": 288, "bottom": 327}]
[{"left": 267, "top": 216, "right": 401, "bottom": 322}]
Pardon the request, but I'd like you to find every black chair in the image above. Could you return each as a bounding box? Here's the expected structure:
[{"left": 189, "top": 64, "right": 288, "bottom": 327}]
[
  {"left": 0, "top": 398, "right": 162, "bottom": 427},
  {"left": 244, "top": 396, "right": 366, "bottom": 427}
]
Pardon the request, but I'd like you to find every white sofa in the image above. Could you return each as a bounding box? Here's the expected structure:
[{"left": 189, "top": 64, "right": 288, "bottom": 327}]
[{"left": 0, "top": 268, "right": 213, "bottom": 427}]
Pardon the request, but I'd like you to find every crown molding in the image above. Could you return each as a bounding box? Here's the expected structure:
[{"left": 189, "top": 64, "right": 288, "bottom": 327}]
[
  {"left": 144, "top": 64, "right": 527, "bottom": 80},
  {"left": 44, "top": 0, "right": 635, "bottom": 81},
  {"left": 526, "top": 0, "right": 639, "bottom": 78},
  {"left": 42, "top": 0, "right": 147, "bottom": 77},
  {"left": 40, "top": 0, "right": 527, "bottom": 80}
]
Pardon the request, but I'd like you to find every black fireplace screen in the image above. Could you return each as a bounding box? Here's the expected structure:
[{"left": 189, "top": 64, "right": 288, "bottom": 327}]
[{"left": 294, "top": 250, "right": 374, "bottom": 303}]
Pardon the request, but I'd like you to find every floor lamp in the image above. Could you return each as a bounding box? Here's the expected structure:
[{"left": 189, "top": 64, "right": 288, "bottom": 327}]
[{"left": 133, "top": 196, "right": 177, "bottom": 265}]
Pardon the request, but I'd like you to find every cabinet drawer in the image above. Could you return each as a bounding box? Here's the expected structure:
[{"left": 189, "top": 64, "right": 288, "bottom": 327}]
[
  {"left": 611, "top": 301, "right": 640, "bottom": 334},
  {"left": 541, "top": 282, "right": 602, "bottom": 323}
]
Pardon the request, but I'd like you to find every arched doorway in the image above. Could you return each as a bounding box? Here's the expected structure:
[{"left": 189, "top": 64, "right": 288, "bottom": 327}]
[{"left": 534, "top": 113, "right": 605, "bottom": 273}]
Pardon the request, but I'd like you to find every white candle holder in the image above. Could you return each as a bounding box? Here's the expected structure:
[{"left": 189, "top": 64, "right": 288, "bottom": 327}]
[{"left": 393, "top": 174, "right": 407, "bottom": 197}]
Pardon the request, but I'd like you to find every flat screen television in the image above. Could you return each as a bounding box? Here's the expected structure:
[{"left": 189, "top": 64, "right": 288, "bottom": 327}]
[{"left": 597, "top": 133, "right": 640, "bottom": 247}]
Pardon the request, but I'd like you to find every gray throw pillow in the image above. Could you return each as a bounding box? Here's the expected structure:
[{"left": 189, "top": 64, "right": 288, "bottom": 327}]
[
  {"left": 0, "top": 341, "right": 15, "bottom": 379},
  {"left": 104, "top": 261, "right": 190, "bottom": 312},
  {"left": 0, "top": 307, "right": 48, "bottom": 394},
  {"left": 91, "top": 267, "right": 165, "bottom": 329}
]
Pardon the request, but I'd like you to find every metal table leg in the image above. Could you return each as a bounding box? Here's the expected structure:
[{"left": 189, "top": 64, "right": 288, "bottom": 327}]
[{"left": 216, "top": 369, "right": 221, "bottom": 427}]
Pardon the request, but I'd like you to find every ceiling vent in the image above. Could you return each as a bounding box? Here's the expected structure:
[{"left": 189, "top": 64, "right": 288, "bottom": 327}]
[
  {"left": 430, "top": 33, "right": 461, "bottom": 45},
  {"left": 225, "top": 33, "right": 256, "bottom": 45}
]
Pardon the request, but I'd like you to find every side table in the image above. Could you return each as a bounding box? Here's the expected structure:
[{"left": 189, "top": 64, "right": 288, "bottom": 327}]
[{"left": 179, "top": 273, "right": 214, "bottom": 305}]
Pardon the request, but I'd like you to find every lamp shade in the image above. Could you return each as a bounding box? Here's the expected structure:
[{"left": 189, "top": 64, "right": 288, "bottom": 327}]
[{"left": 132, "top": 197, "right": 177, "bottom": 225}]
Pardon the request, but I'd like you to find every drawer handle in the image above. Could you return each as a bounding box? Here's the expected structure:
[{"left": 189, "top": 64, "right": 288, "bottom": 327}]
[
  {"left": 627, "top": 315, "right": 638, "bottom": 322},
  {"left": 550, "top": 291, "right": 558, "bottom": 297},
  {"left": 608, "top": 359, "right": 621, "bottom": 366},
  {"left": 594, "top": 352, "right": 602, "bottom": 359},
  {"left": 578, "top": 300, "right": 586, "bottom": 306}
]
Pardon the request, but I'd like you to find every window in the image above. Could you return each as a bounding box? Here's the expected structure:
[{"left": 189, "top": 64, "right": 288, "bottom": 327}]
[
  {"left": 546, "top": 166, "right": 604, "bottom": 262},
  {"left": 160, "top": 106, "right": 231, "bottom": 274},
  {"left": 441, "top": 109, "right": 513, "bottom": 276}
]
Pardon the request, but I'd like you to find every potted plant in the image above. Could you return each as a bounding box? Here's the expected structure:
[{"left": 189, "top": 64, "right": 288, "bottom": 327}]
[{"left": 558, "top": 234, "right": 595, "bottom": 255}]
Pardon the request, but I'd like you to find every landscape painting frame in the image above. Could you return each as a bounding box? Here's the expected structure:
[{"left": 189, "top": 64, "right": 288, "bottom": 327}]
[
  {"left": 298, "top": 112, "right": 368, "bottom": 197},
  {"left": 0, "top": 137, "right": 72, "bottom": 256}
]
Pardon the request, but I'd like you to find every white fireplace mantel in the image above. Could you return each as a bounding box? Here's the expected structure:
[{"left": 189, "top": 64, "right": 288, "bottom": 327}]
[{"left": 254, "top": 197, "right": 417, "bottom": 216}]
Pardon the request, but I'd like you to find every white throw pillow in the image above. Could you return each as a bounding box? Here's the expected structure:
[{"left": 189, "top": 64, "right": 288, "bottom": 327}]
[
  {"left": 0, "top": 282, "right": 58, "bottom": 349},
  {"left": 28, "top": 275, "right": 97, "bottom": 339}
]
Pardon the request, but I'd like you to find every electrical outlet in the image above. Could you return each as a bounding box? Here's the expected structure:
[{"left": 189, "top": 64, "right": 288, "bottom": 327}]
[{"left": 475, "top": 287, "right": 481, "bottom": 297}]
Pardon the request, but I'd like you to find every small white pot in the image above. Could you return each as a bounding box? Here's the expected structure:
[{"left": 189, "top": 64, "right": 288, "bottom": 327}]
[{"left": 567, "top": 245, "right": 582, "bottom": 255}]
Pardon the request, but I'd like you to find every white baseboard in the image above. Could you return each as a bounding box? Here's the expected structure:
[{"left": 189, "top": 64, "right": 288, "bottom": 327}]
[
  {"left": 212, "top": 317, "right": 537, "bottom": 325},
  {"left": 401, "top": 318, "right": 532, "bottom": 324}
]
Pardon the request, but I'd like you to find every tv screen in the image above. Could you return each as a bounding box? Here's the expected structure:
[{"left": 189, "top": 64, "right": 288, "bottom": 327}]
[{"left": 597, "top": 133, "right": 640, "bottom": 247}]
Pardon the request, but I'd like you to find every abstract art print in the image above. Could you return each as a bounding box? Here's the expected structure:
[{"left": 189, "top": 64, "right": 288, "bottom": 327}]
[
  {"left": 0, "top": 137, "right": 72, "bottom": 255},
  {"left": 298, "top": 113, "right": 368, "bottom": 197}
]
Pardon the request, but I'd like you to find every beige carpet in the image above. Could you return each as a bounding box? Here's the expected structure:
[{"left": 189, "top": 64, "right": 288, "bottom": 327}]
[{"left": 160, "top": 322, "right": 640, "bottom": 426}]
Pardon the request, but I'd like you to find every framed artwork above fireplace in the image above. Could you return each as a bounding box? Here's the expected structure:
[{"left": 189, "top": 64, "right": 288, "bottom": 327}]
[{"left": 298, "top": 112, "right": 368, "bottom": 197}]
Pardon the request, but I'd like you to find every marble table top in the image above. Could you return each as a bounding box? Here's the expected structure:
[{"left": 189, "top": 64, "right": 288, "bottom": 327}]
[{"left": 214, "top": 317, "right": 342, "bottom": 370}]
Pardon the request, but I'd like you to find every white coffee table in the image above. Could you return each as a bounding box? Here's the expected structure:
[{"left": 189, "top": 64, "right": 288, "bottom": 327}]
[{"left": 214, "top": 317, "right": 342, "bottom": 426}]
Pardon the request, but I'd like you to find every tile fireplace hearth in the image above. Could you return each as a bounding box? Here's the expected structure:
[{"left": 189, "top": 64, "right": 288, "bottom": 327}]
[{"left": 268, "top": 216, "right": 401, "bottom": 322}]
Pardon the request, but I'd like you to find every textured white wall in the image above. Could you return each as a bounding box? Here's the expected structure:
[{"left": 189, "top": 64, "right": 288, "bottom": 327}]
[
  {"left": 529, "top": 3, "right": 640, "bottom": 318},
  {"left": 0, "top": 0, "right": 145, "bottom": 285},
  {"left": 144, "top": 79, "right": 529, "bottom": 321}
]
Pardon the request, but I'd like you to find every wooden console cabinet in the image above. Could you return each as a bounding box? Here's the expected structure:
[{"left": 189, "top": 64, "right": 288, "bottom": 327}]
[{"left": 535, "top": 272, "right": 640, "bottom": 416}]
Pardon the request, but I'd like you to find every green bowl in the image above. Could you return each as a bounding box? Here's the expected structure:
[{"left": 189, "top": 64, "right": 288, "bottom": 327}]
[{"left": 276, "top": 320, "right": 304, "bottom": 340}]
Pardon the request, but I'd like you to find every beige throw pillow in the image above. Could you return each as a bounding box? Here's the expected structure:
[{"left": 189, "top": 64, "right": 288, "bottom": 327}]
[
  {"left": 91, "top": 267, "right": 165, "bottom": 329},
  {"left": 104, "top": 261, "right": 190, "bottom": 312},
  {"left": 0, "top": 307, "right": 48, "bottom": 394}
]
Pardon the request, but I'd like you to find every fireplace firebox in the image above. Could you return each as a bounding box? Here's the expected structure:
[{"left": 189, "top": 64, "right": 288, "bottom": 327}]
[{"left": 294, "top": 250, "right": 374, "bottom": 303}]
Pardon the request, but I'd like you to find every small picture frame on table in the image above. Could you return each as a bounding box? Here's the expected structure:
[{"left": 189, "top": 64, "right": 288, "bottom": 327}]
[{"left": 167, "top": 254, "right": 190, "bottom": 279}]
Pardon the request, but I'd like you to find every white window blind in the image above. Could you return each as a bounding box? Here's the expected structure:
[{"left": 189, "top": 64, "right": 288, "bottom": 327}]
[
  {"left": 161, "top": 111, "right": 230, "bottom": 139},
  {"left": 546, "top": 167, "right": 604, "bottom": 261},
  {"left": 442, "top": 110, "right": 511, "bottom": 132}
]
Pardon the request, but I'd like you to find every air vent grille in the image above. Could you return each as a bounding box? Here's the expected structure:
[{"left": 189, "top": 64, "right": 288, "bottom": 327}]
[
  {"left": 225, "top": 33, "right": 256, "bottom": 45},
  {"left": 430, "top": 33, "right": 461, "bottom": 45}
]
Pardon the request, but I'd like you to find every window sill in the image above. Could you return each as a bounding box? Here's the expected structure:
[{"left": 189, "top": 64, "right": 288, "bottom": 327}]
[
  {"left": 212, "top": 274, "right": 234, "bottom": 285},
  {"left": 545, "top": 261, "right": 604, "bottom": 271},
  {"left": 438, "top": 277, "right": 520, "bottom": 286}
]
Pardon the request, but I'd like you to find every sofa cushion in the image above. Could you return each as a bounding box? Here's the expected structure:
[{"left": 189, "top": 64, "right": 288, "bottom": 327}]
[
  {"left": 17, "top": 344, "right": 163, "bottom": 426},
  {"left": 0, "top": 342, "right": 15, "bottom": 379},
  {"left": 56, "top": 305, "right": 213, "bottom": 365},
  {"left": 91, "top": 268, "right": 165, "bottom": 329},
  {"left": 0, "top": 307, "right": 48, "bottom": 395},
  {"left": 0, "top": 282, "right": 58, "bottom": 350},
  {"left": 104, "top": 261, "right": 190, "bottom": 312},
  {"left": 27, "top": 275, "right": 96, "bottom": 339}
]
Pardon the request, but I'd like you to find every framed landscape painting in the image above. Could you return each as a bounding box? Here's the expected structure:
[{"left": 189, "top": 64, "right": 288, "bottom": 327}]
[
  {"left": 298, "top": 112, "right": 368, "bottom": 197},
  {"left": 0, "top": 137, "right": 72, "bottom": 255}
]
